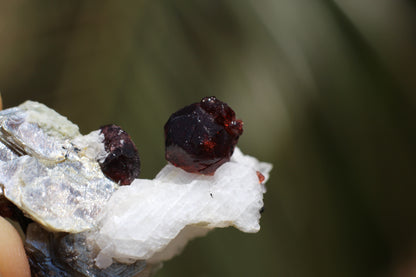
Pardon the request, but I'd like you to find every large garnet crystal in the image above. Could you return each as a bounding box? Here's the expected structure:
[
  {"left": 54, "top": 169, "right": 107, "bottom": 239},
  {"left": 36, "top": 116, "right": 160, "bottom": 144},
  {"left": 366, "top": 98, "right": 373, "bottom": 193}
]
[
  {"left": 99, "top": 124, "right": 141, "bottom": 185},
  {"left": 164, "top": 96, "right": 243, "bottom": 175}
]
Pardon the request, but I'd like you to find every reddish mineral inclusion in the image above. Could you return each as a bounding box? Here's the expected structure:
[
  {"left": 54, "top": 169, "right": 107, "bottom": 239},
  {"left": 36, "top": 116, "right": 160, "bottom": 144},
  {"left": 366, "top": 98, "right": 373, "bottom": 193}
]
[
  {"left": 99, "top": 124, "right": 141, "bottom": 185},
  {"left": 164, "top": 96, "right": 243, "bottom": 175},
  {"left": 256, "top": 171, "right": 265, "bottom": 184}
]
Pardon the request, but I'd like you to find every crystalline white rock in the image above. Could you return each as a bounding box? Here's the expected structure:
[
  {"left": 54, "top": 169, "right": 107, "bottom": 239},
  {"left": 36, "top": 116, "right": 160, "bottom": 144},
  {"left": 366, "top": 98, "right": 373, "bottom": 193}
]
[
  {"left": 93, "top": 147, "right": 272, "bottom": 268},
  {"left": 72, "top": 130, "right": 108, "bottom": 162}
]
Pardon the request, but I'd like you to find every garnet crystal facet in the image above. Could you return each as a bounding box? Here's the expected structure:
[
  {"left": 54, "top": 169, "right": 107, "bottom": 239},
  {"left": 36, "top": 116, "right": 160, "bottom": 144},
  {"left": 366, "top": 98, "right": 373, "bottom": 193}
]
[
  {"left": 99, "top": 124, "right": 141, "bottom": 185},
  {"left": 164, "top": 96, "right": 243, "bottom": 175}
]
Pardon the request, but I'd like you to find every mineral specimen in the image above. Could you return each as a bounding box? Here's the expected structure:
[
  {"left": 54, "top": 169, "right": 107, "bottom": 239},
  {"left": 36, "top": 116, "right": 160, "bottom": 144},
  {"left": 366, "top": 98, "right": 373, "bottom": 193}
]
[
  {"left": 0, "top": 99, "right": 271, "bottom": 276},
  {"left": 164, "top": 96, "right": 243, "bottom": 175}
]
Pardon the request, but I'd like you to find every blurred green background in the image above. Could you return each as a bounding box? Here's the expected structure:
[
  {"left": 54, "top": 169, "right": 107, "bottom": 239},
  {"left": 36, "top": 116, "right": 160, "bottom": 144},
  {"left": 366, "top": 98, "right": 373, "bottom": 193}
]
[{"left": 1, "top": 1, "right": 416, "bottom": 276}]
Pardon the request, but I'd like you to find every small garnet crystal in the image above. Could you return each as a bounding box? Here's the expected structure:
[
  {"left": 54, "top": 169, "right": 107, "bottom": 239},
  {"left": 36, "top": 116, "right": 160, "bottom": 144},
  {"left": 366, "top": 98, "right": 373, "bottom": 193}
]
[
  {"left": 99, "top": 124, "right": 141, "bottom": 185},
  {"left": 164, "top": 96, "right": 243, "bottom": 175}
]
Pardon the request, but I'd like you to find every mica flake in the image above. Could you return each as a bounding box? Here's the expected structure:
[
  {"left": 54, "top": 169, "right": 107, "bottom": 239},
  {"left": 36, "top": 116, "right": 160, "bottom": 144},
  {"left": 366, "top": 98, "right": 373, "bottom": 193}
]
[{"left": 0, "top": 101, "right": 117, "bottom": 232}]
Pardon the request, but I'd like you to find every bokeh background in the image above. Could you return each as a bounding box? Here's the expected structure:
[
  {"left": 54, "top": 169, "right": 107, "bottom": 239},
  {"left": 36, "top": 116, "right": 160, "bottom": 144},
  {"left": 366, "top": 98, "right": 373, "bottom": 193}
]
[{"left": 1, "top": 1, "right": 416, "bottom": 276}]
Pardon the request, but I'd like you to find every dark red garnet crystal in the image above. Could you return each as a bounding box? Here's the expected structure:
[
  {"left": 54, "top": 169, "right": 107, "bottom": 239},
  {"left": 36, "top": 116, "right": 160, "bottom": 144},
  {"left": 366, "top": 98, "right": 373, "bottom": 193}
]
[
  {"left": 164, "top": 96, "right": 243, "bottom": 175},
  {"left": 99, "top": 124, "right": 141, "bottom": 185}
]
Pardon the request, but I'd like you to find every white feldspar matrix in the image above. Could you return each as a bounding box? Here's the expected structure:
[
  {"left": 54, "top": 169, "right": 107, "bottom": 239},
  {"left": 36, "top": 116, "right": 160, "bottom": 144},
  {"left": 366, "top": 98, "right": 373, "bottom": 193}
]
[{"left": 93, "top": 147, "right": 271, "bottom": 267}]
